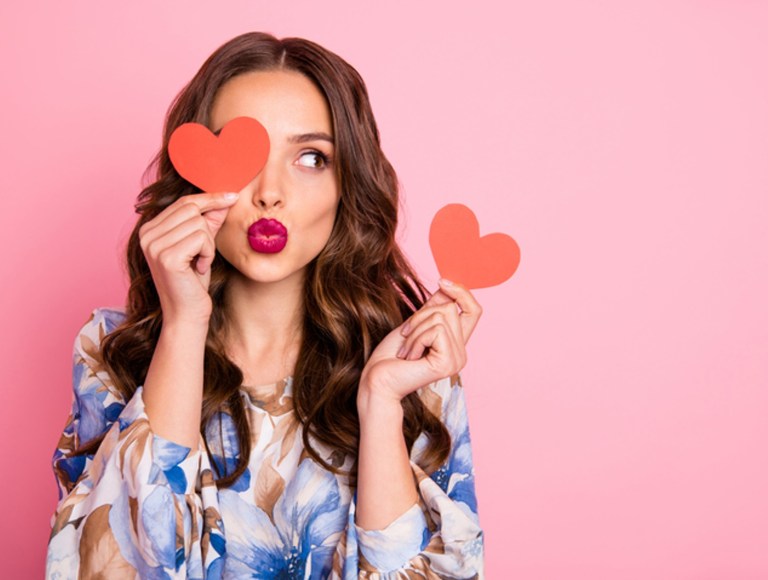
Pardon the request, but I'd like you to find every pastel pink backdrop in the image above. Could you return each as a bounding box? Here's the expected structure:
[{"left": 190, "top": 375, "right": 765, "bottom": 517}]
[{"left": 2, "top": 1, "right": 767, "bottom": 578}]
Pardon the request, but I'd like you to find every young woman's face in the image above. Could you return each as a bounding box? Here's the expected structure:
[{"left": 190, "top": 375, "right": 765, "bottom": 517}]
[{"left": 210, "top": 69, "right": 340, "bottom": 286}]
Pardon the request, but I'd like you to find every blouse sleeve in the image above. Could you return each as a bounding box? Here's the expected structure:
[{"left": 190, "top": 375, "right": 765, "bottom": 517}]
[
  {"left": 340, "top": 374, "right": 485, "bottom": 578},
  {"left": 46, "top": 308, "right": 226, "bottom": 579}
]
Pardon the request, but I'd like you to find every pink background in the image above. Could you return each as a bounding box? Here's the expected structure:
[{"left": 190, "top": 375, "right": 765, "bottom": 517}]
[{"left": 2, "top": 1, "right": 767, "bottom": 577}]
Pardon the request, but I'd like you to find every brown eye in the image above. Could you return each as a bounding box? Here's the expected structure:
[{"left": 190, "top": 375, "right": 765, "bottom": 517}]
[{"left": 297, "top": 150, "right": 330, "bottom": 169}]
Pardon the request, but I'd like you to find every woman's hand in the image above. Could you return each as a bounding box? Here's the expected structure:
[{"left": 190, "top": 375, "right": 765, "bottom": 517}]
[
  {"left": 138, "top": 192, "right": 239, "bottom": 325},
  {"left": 358, "top": 279, "right": 482, "bottom": 408}
]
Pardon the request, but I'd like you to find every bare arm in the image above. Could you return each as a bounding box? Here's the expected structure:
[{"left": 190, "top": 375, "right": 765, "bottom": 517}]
[
  {"left": 138, "top": 191, "right": 239, "bottom": 447},
  {"left": 142, "top": 320, "right": 209, "bottom": 448},
  {"left": 355, "top": 388, "right": 418, "bottom": 530},
  {"left": 355, "top": 279, "right": 482, "bottom": 530}
]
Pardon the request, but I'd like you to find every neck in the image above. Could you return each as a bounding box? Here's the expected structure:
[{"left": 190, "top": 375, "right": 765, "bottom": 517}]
[{"left": 222, "top": 270, "right": 305, "bottom": 385}]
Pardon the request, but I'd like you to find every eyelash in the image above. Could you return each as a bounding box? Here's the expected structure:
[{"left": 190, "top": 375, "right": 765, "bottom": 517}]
[{"left": 298, "top": 150, "right": 332, "bottom": 170}]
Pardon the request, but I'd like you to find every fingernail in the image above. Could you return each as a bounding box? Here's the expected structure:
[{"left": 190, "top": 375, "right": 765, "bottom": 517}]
[
  {"left": 224, "top": 192, "right": 239, "bottom": 200},
  {"left": 397, "top": 345, "right": 406, "bottom": 358},
  {"left": 401, "top": 322, "right": 411, "bottom": 336},
  {"left": 439, "top": 278, "right": 454, "bottom": 287}
]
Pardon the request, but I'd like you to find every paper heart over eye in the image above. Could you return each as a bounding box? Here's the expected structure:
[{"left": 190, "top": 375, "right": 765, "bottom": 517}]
[
  {"left": 429, "top": 204, "right": 520, "bottom": 289},
  {"left": 168, "top": 116, "right": 270, "bottom": 193}
]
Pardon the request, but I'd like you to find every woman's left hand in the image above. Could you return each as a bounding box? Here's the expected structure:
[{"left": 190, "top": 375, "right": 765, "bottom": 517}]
[{"left": 358, "top": 279, "right": 482, "bottom": 406}]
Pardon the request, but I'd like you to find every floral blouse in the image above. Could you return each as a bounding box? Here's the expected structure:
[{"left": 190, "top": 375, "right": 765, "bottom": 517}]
[{"left": 46, "top": 307, "right": 484, "bottom": 579}]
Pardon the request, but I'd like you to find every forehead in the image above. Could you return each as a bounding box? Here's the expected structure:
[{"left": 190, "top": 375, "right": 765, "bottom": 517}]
[{"left": 209, "top": 70, "right": 333, "bottom": 137}]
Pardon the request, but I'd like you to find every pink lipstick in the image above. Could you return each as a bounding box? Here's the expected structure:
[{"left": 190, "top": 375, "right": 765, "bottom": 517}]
[{"left": 247, "top": 218, "right": 288, "bottom": 253}]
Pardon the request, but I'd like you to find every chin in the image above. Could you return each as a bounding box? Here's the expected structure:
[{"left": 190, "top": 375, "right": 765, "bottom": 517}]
[{"left": 230, "top": 260, "right": 308, "bottom": 286}]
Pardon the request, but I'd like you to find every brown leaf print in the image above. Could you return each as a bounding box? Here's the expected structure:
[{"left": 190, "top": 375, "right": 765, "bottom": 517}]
[
  {"left": 175, "top": 499, "right": 187, "bottom": 555},
  {"left": 330, "top": 532, "right": 347, "bottom": 576},
  {"left": 272, "top": 414, "right": 301, "bottom": 465},
  {"left": 79, "top": 334, "right": 108, "bottom": 379},
  {"left": 328, "top": 448, "right": 347, "bottom": 469},
  {"left": 184, "top": 495, "right": 201, "bottom": 545},
  {"left": 241, "top": 378, "right": 293, "bottom": 416},
  {"left": 357, "top": 550, "right": 378, "bottom": 574},
  {"left": 116, "top": 419, "right": 152, "bottom": 479},
  {"left": 253, "top": 461, "right": 285, "bottom": 522},
  {"left": 201, "top": 504, "right": 224, "bottom": 562},
  {"left": 129, "top": 495, "right": 139, "bottom": 534},
  {"left": 200, "top": 467, "right": 216, "bottom": 490},
  {"left": 418, "top": 384, "right": 444, "bottom": 422},
  {"left": 246, "top": 409, "right": 265, "bottom": 447},
  {"left": 56, "top": 417, "right": 77, "bottom": 452},
  {"left": 422, "top": 531, "right": 447, "bottom": 557},
  {"left": 89, "top": 430, "right": 118, "bottom": 486},
  {"left": 49, "top": 503, "right": 79, "bottom": 540},
  {"left": 79, "top": 504, "right": 136, "bottom": 578}
]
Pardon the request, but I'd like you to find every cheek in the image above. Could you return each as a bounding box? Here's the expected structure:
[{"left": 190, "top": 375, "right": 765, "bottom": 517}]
[
  {"left": 304, "top": 187, "right": 340, "bottom": 227},
  {"left": 214, "top": 218, "right": 242, "bottom": 255}
]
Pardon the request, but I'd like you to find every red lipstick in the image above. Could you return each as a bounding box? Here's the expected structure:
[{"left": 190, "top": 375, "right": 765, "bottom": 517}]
[{"left": 247, "top": 218, "right": 288, "bottom": 253}]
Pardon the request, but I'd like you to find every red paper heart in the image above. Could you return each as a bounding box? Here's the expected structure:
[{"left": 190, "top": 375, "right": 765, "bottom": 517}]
[
  {"left": 168, "top": 116, "right": 270, "bottom": 193},
  {"left": 429, "top": 204, "right": 520, "bottom": 289}
]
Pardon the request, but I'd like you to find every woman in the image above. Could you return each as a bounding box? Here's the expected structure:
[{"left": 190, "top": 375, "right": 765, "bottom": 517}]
[{"left": 46, "top": 32, "right": 484, "bottom": 578}]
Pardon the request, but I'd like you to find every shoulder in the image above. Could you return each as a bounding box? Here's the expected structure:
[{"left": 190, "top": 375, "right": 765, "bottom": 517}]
[
  {"left": 73, "top": 306, "right": 127, "bottom": 373},
  {"left": 69, "top": 308, "right": 129, "bottom": 440}
]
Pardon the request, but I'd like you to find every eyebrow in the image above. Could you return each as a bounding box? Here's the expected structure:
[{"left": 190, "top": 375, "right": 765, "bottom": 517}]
[
  {"left": 212, "top": 127, "right": 333, "bottom": 145},
  {"left": 287, "top": 132, "right": 334, "bottom": 145}
]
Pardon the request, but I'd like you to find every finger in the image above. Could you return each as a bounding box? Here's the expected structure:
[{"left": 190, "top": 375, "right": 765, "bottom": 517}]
[
  {"left": 435, "top": 278, "right": 483, "bottom": 342},
  {"left": 400, "top": 305, "right": 462, "bottom": 355},
  {"left": 203, "top": 206, "right": 232, "bottom": 240},
  {"left": 400, "top": 314, "right": 462, "bottom": 363},
  {"left": 401, "top": 291, "right": 456, "bottom": 336},
  {"left": 142, "top": 214, "right": 213, "bottom": 260},
  {"left": 195, "top": 240, "right": 217, "bottom": 275},
  {"left": 402, "top": 322, "right": 466, "bottom": 377},
  {"left": 175, "top": 191, "right": 240, "bottom": 215},
  {"left": 142, "top": 192, "right": 239, "bottom": 238},
  {"left": 141, "top": 196, "right": 236, "bottom": 258},
  {"left": 155, "top": 229, "right": 216, "bottom": 276},
  {"left": 420, "top": 288, "right": 454, "bottom": 309}
]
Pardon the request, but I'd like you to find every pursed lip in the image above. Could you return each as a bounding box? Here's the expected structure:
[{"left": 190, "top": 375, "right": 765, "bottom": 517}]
[{"left": 247, "top": 218, "right": 288, "bottom": 253}]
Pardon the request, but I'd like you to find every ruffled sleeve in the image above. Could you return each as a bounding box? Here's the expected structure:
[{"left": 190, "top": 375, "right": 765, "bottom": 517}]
[
  {"left": 340, "top": 374, "right": 485, "bottom": 578},
  {"left": 46, "top": 308, "right": 225, "bottom": 579}
]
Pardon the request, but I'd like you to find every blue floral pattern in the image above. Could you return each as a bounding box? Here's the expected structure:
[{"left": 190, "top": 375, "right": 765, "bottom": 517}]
[{"left": 46, "top": 307, "right": 484, "bottom": 578}]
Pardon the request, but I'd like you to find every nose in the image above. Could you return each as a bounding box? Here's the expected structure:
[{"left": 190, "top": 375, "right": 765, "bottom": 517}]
[{"left": 250, "top": 158, "right": 284, "bottom": 210}]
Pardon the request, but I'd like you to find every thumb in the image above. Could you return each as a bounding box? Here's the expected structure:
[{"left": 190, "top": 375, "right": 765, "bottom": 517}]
[
  {"left": 421, "top": 288, "right": 453, "bottom": 308},
  {"left": 203, "top": 206, "right": 231, "bottom": 239},
  {"left": 400, "top": 356, "right": 443, "bottom": 391}
]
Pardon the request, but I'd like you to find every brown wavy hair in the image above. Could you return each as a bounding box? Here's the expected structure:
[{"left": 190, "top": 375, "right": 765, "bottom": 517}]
[{"left": 84, "top": 32, "right": 451, "bottom": 487}]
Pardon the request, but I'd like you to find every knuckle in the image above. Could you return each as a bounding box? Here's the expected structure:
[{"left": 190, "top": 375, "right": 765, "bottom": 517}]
[
  {"left": 138, "top": 222, "right": 154, "bottom": 243},
  {"left": 143, "top": 240, "right": 159, "bottom": 261},
  {"left": 431, "top": 311, "right": 446, "bottom": 325},
  {"left": 180, "top": 201, "right": 200, "bottom": 218},
  {"left": 157, "top": 251, "right": 173, "bottom": 269},
  {"left": 196, "top": 229, "right": 212, "bottom": 246}
]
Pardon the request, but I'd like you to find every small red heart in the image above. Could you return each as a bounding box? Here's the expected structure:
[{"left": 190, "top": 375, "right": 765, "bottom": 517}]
[
  {"left": 168, "top": 116, "right": 270, "bottom": 193},
  {"left": 429, "top": 203, "right": 520, "bottom": 289}
]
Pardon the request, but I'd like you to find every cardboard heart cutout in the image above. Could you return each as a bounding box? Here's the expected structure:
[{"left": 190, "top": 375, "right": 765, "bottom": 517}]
[
  {"left": 168, "top": 116, "right": 270, "bottom": 193},
  {"left": 429, "top": 203, "right": 520, "bottom": 289}
]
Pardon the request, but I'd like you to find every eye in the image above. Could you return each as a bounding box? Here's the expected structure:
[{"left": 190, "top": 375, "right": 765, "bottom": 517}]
[{"left": 297, "top": 150, "right": 331, "bottom": 169}]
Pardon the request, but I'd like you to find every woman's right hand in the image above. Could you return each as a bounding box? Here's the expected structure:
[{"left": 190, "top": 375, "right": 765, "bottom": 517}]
[{"left": 138, "top": 192, "right": 239, "bottom": 325}]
